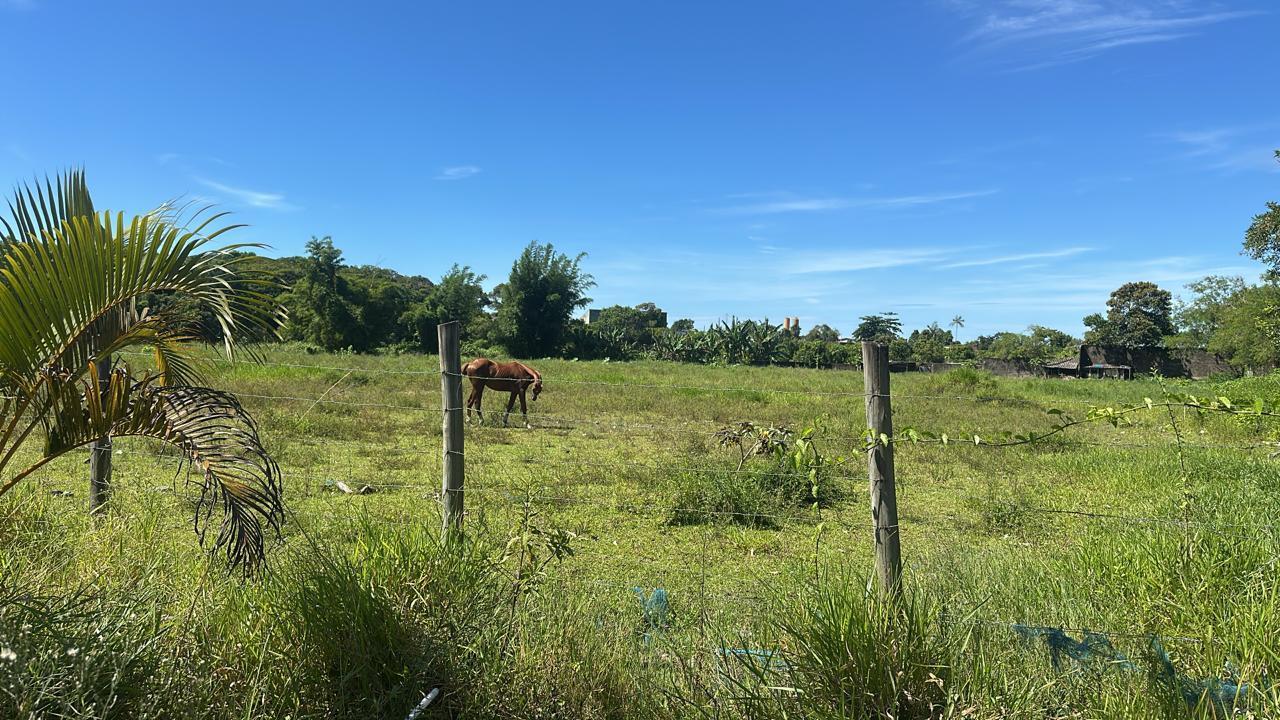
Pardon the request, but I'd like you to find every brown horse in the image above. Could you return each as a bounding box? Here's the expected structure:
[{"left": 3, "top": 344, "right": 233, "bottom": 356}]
[{"left": 460, "top": 357, "right": 542, "bottom": 427}]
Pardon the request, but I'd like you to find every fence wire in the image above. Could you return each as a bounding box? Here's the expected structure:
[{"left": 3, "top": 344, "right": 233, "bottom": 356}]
[{"left": 19, "top": 351, "right": 1280, "bottom": 689}]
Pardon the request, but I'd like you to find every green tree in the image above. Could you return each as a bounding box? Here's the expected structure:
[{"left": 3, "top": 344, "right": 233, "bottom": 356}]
[
  {"left": 1242, "top": 150, "right": 1280, "bottom": 278},
  {"left": 805, "top": 323, "right": 840, "bottom": 342},
  {"left": 852, "top": 313, "right": 902, "bottom": 343},
  {"left": 1207, "top": 283, "right": 1280, "bottom": 369},
  {"left": 1083, "top": 282, "right": 1174, "bottom": 348},
  {"left": 0, "top": 171, "right": 284, "bottom": 571},
  {"left": 1170, "top": 275, "right": 1248, "bottom": 349},
  {"left": 980, "top": 326, "right": 1077, "bottom": 361},
  {"left": 495, "top": 242, "right": 595, "bottom": 357},
  {"left": 670, "top": 318, "right": 696, "bottom": 334},
  {"left": 908, "top": 322, "right": 954, "bottom": 362},
  {"left": 593, "top": 302, "right": 667, "bottom": 344},
  {"left": 1028, "top": 325, "right": 1078, "bottom": 357},
  {"left": 401, "top": 264, "right": 489, "bottom": 351},
  {"left": 285, "top": 236, "right": 361, "bottom": 350},
  {"left": 950, "top": 315, "right": 965, "bottom": 335}
]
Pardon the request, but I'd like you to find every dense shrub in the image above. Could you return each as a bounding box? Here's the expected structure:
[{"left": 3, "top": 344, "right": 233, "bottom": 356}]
[{"left": 667, "top": 423, "right": 845, "bottom": 526}]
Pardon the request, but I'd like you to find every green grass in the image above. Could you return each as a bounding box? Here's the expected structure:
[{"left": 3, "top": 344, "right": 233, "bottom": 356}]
[{"left": 3, "top": 346, "right": 1279, "bottom": 718}]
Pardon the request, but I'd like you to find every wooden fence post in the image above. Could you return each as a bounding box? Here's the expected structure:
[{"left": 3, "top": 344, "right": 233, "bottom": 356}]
[
  {"left": 862, "top": 341, "right": 902, "bottom": 596},
  {"left": 438, "top": 322, "right": 464, "bottom": 538},
  {"left": 88, "top": 361, "right": 112, "bottom": 515}
]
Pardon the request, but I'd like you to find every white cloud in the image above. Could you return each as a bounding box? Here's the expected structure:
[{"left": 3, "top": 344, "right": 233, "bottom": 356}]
[
  {"left": 949, "top": 255, "right": 1262, "bottom": 309},
  {"left": 716, "top": 189, "right": 997, "bottom": 215},
  {"left": 953, "top": 1, "right": 1256, "bottom": 71},
  {"left": 1161, "top": 127, "right": 1280, "bottom": 174},
  {"left": 435, "top": 165, "right": 481, "bottom": 181},
  {"left": 940, "top": 247, "right": 1092, "bottom": 269},
  {"left": 194, "top": 178, "right": 296, "bottom": 210},
  {"left": 779, "top": 247, "right": 956, "bottom": 275}
]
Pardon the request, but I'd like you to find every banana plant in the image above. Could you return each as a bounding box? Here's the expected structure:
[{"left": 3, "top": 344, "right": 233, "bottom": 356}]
[{"left": 0, "top": 171, "right": 286, "bottom": 572}]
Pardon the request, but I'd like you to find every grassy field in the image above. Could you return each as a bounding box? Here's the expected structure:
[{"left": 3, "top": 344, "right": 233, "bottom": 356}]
[{"left": 3, "top": 345, "right": 1279, "bottom": 718}]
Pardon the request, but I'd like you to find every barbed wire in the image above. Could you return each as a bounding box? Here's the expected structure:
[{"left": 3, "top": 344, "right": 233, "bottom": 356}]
[{"left": 91, "top": 441, "right": 1280, "bottom": 535}]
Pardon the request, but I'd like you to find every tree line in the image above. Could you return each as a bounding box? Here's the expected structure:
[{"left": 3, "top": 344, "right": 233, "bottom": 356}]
[{"left": 165, "top": 150, "right": 1278, "bottom": 371}]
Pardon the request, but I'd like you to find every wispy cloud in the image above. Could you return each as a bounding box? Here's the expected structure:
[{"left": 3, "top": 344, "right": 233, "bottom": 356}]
[
  {"left": 435, "top": 165, "right": 481, "bottom": 181},
  {"left": 1161, "top": 126, "right": 1280, "bottom": 173},
  {"left": 1162, "top": 128, "right": 1235, "bottom": 156},
  {"left": 195, "top": 178, "right": 296, "bottom": 210},
  {"left": 779, "top": 247, "right": 955, "bottom": 275},
  {"left": 715, "top": 189, "right": 997, "bottom": 215},
  {"left": 940, "top": 247, "right": 1092, "bottom": 269},
  {"left": 948, "top": 255, "right": 1261, "bottom": 309},
  {"left": 952, "top": 1, "right": 1256, "bottom": 71},
  {"left": 6, "top": 143, "right": 31, "bottom": 163}
]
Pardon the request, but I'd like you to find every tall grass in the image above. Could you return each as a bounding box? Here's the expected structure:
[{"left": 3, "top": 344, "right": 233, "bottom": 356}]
[{"left": 4, "top": 349, "right": 1280, "bottom": 717}]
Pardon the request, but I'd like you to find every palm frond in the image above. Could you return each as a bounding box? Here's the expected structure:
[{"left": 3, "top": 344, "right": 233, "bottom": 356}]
[
  {"left": 0, "top": 170, "right": 288, "bottom": 571},
  {"left": 0, "top": 211, "right": 281, "bottom": 386},
  {"left": 30, "top": 364, "right": 284, "bottom": 572},
  {"left": 0, "top": 170, "right": 94, "bottom": 248}
]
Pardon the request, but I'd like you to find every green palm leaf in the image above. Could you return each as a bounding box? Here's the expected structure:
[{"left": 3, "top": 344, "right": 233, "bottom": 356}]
[
  {"left": 0, "top": 170, "right": 287, "bottom": 571},
  {"left": 18, "top": 365, "right": 283, "bottom": 571}
]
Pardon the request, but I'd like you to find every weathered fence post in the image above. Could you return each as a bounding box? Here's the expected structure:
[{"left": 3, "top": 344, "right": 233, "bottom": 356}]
[
  {"left": 438, "top": 321, "right": 465, "bottom": 539},
  {"left": 88, "top": 361, "right": 112, "bottom": 515},
  {"left": 862, "top": 341, "right": 902, "bottom": 596}
]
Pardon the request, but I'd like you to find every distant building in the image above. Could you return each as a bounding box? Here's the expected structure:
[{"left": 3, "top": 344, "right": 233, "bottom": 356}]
[
  {"left": 582, "top": 309, "right": 601, "bottom": 324},
  {"left": 1040, "top": 345, "right": 1232, "bottom": 380},
  {"left": 1043, "top": 354, "right": 1132, "bottom": 380}
]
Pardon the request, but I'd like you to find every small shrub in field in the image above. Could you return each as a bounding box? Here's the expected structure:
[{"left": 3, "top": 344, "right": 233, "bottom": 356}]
[
  {"left": 267, "top": 518, "right": 503, "bottom": 719},
  {"left": 963, "top": 482, "right": 1051, "bottom": 537},
  {"left": 716, "top": 578, "right": 954, "bottom": 719},
  {"left": 668, "top": 467, "right": 781, "bottom": 528},
  {"left": 667, "top": 422, "right": 845, "bottom": 527},
  {"left": 920, "top": 367, "right": 999, "bottom": 396}
]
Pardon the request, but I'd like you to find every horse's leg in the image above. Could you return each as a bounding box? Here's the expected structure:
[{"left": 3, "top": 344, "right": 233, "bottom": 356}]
[
  {"left": 474, "top": 384, "right": 486, "bottom": 425},
  {"left": 503, "top": 391, "right": 517, "bottom": 427},
  {"left": 519, "top": 389, "right": 530, "bottom": 429},
  {"left": 465, "top": 381, "right": 476, "bottom": 423}
]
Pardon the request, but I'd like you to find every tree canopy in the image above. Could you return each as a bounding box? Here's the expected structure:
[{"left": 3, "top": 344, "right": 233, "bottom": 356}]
[
  {"left": 805, "top": 323, "right": 840, "bottom": 342},
  {"left": 401, "top": 264, "right": 489, "bottom": 351},
  {"left": 852, "top": 313, "right": 902, "bottom": 343},
  {"left": 495, "top": 241, "right": 595, "bottom": 357},
  {"left": 1242, "top": 150, "right": 1280, "bottom": 277},
  {"left": 1083, "top": 282, "right": 1174, "bottom": 348}
]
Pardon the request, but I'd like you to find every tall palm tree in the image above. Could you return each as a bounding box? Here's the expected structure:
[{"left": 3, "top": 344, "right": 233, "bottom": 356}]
[
  {"left": 0, "top": 171, "right": 285, "bottom": 571},
  {"left": 950, "top": 315, "right": 965, "bottom": 334}
]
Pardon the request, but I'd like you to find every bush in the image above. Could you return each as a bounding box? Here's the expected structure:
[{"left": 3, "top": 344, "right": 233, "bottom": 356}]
[
  {"left": 460, "top": 339, "right": 509, "bottom": 361},
  {"left": 919, "top": 366, "right": 999, "bottom": 396},
  {"left": 667, "top": 423, "right": 846, "bottom": 527},
  {"left": 714, "top": 578, "right": 955, "bottom": 719},
  {"left": 668, "top": 465, "right": 784, "bottom": 528},
  {"left": 265, "top": 517, "right": 502, "bottom": 719}
]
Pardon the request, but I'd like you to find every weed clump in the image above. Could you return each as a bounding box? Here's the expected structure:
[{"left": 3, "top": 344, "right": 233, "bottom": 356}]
[
  {"left": 667, "top": 422, "right": 845, "bottom": 527},
  {"left": 716, "top": 577, "right": 956, "bottom": 719},
  {"left": 920, "top": 367, "right": 1000, "bottom": 397}
]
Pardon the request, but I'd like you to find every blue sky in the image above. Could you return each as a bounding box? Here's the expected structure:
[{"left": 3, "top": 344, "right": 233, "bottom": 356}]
[{"left": 1, "top": 0, "right": 1277, "bottom": 339}]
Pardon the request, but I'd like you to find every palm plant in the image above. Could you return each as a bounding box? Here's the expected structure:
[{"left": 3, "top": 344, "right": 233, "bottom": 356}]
[{"left": 0, "top": 171, "right": 286, "bottom": 571}]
